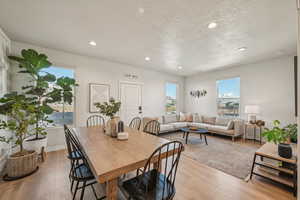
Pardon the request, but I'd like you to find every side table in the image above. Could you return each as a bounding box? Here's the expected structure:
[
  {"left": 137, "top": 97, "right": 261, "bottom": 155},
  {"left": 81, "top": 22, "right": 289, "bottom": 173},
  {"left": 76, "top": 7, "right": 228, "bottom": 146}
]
[{"left": 244, "top": 123, "right": 263, "bottom": 144}]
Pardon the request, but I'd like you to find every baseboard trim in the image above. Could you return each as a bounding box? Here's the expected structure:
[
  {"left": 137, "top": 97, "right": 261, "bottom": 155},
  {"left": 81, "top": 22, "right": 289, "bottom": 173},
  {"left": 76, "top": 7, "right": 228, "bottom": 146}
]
[{"left": 46, "top": 145, "right": 66, "bottom": 152}]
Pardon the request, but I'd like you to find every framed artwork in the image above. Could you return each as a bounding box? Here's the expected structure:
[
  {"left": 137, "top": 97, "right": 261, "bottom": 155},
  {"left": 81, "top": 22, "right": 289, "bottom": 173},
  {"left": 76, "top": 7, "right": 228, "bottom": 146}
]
[{"left": 89, "top": 83, "right": 110, "bottom": 113}]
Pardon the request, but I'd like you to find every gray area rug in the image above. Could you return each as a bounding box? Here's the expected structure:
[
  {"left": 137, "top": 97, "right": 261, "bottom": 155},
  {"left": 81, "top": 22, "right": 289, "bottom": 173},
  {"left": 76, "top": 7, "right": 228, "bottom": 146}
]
[{"left": 161, "top": 132, "right": 260, "bottom": 180}]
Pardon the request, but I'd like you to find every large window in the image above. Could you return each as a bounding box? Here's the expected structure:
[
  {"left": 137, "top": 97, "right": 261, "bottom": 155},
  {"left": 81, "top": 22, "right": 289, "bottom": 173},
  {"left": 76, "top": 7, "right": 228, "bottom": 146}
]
[
  {"left": 40, "top": 66, "right": 75, "bottom": 126},
  {"left": 165, "top": 82, "right": 177, "bottom": 114},
  {"left": 216, "top": 77, "right": 240, "bottom": 117}
]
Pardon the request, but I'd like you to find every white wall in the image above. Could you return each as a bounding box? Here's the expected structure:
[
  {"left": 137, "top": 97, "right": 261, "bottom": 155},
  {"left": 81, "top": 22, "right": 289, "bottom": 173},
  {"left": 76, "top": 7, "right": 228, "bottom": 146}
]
[
  {"left": 185, "top": 56, "right": 296, "bottom": 127},
  {"left": 10, "top": 41, "right": 185, "bottom": 151},
  {"left": 0, "top": 27, "right": 11, "bottom": 171}
]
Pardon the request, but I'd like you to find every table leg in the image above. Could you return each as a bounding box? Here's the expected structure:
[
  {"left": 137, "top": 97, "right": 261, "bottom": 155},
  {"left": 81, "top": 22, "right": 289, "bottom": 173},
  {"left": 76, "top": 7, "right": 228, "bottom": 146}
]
[
  {"left": 185, "top": 132, "right": 189, "bottom": 144},
  {"left": 204, "top": 135, "right": 208, "bottom": 145},
  {"left": 106, "top": 178, "right": 118, "bottom": 200},
  {"left": 253, "top": 126, "right": 256, "bottom": 144},
  {"left": 182, "top": 131, "right": 185, "bottom": 138},
  {"left": 260, "top": 126, "right": 262, "bottom": 144},
  {"left": 250, "top": 154, "right": 257, "bottom": 180},
  {"left": 200, "top": 133, "right": 202, "bottom": 140}
]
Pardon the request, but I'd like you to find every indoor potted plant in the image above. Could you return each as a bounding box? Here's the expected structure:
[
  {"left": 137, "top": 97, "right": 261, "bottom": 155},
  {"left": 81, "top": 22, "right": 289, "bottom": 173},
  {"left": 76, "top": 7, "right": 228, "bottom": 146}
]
[
  {"left": 263, "top": 120, "right": 297, "bottom": 158},
  {"left": 8, "top": 49, "right": 56, "bottom": 154},
  {"left": 94, "top": 97, "right": 121, "bottom": 137},
  {"left": 0, "top": 92, "right": 38, "bottom": 179}
]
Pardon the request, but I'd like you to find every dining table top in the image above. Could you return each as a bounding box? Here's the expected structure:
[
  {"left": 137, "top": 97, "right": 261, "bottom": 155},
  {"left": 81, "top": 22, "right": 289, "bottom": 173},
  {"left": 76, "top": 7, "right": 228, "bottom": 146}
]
[{"left": 73, "top": 126, "right": 174, "bottom": 183}]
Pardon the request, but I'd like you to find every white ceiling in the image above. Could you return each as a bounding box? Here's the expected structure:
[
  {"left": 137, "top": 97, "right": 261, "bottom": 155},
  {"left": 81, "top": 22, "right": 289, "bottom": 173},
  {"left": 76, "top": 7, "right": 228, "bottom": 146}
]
[{"left": 0, "top": 0, "right": 297, "bottom": 76}]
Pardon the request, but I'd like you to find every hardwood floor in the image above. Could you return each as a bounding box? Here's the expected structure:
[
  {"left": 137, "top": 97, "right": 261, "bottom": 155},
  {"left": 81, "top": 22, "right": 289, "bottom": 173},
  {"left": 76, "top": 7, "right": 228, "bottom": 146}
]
[{"left": 0, "top": 150, "right": 295, "bottom": 200}]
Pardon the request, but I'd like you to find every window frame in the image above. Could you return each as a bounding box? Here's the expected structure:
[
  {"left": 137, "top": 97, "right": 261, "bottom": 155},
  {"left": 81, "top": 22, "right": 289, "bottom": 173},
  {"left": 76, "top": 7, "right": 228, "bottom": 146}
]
[
  {"left": 216, "top": 76, "right": 241, "bottom": 118},
  {"left": 165, "top": 81, "right": 179, "bottom": 115}
]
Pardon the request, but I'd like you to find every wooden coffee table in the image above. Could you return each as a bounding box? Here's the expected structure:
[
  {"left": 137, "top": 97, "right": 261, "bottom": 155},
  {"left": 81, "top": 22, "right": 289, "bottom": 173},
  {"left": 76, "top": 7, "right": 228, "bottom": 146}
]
[
  {"left": 250, "top": 143, "right": 297, "bottom": 196},
  {"left": 181, "top": 127, "right": 208, "bottom": 145}
]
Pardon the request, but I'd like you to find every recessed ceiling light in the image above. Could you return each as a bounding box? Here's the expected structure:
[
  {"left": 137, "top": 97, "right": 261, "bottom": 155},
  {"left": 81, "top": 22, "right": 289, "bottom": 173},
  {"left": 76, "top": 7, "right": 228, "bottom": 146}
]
[
  {"left": 89, "top": 41, "right": 97, "bottom": 46},
  {"left": 177, "top": 66, "right": 183, "bottom": 70},
  {"left": 145, "top": 57, "right": 150, "bottom": 61},
  {"left": 208, "top": 22, "right": 218, "bottom": 29},
  {"left": 238, "top": 47, "right": 247, "bottom": 51},
  {"left": 138, "top": 8, "right": 145, "bottom": 14}
]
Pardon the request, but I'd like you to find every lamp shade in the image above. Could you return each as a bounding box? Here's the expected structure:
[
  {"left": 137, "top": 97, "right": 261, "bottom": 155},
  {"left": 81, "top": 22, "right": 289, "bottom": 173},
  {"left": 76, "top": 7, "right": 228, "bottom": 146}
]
[{"left": 245, "top": 105, "right": 260, "bottom": 114}]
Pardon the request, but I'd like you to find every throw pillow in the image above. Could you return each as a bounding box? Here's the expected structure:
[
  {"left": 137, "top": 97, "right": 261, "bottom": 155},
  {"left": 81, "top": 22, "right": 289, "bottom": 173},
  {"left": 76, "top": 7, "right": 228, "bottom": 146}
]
[
  {"left": 202, "top": 116, "right": 216, "bottom": 125},
  {"left": 216, "top": 117, "right": 230, "bottom": 126},
  {"left": 186, "top": 113, "right": 193, "bottom": 122},
  {"left": 179, "top": 112, "right": 187, "bottom": 122},
  {"left": 226, "top": 120, "right": 234, "bottom": 130},
  {"left": 163, "top": 115, "right": 178, "bottom": 124}
]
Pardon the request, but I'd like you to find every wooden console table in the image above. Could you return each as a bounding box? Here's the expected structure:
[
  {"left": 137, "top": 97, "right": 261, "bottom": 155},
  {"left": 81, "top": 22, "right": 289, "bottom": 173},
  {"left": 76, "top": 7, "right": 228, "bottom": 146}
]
[{"left": 250, "top": 143, "right": 297, "bottom": 196}]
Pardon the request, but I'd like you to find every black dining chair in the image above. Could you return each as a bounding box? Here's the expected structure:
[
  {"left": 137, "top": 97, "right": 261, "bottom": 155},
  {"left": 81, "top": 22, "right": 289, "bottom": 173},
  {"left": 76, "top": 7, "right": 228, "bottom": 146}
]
[
  {"left": 129, "top": 117, "right": 142, "bottom": 130},
  {"left": 87, "top": 115, "right": 105, "bottom": 127},
  {"left": 64, "top": 125, "right": 106, "bottom": 200},
  {"left": 143, "top": 120, "right": 160, "bottom": 135},
  {"left": 64, "top": 125, "right": 83, "bottom": 189},
  {"left": 120, "top": 141, "right": 184, "bottom": 200}
]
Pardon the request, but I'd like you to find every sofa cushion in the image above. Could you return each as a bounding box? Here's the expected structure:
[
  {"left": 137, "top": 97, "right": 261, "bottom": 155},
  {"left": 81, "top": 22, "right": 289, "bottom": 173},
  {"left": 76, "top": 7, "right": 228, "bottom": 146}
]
[
  {"left": 163, "top": 115, "right": 178, "bottom": 124},
  {"left": 160, "top": 124, "right": 175, "bottom": 132},
  {"left": 215, "top": 117, "right": 231, "bottom": 126},
  {"left": 172, "top": 122, "right": 188, "bottom": 129},
  {"left": 209, "top": 125, "right": 234, "bottom": 135},
  {"left": 201, "top": 116, "right": 216, "bottom": 125}
]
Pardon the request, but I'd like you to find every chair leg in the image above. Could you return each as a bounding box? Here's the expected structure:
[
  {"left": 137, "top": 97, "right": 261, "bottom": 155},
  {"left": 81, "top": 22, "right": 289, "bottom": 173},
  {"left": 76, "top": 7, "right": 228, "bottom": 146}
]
[
  {"left": 72, "top": 181, "right": 79, "bottom": 200},
  {"left": 71, "top": 179, "right": 75, "bottom": 192},
  {"left": 80, "top": 181, "right": 86, "bottom": 200}
]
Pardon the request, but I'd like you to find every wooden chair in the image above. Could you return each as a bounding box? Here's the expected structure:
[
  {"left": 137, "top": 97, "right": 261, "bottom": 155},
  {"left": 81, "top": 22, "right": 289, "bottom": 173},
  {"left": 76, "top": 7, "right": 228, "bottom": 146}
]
[
  {"left": 86, "top": 115, "right": 105, "bottom": 127},
  {"left": 143, "top": 120, "right": 160, "bottom": 135},
  {"left": 64, "top": 125, "right": 106, "bottom": 200},
  {"left": 120, "top": 141, "right": 184, "bottom": 200},
  {"left": 129, "top": 117, "right": 142, "bottom": 130}
]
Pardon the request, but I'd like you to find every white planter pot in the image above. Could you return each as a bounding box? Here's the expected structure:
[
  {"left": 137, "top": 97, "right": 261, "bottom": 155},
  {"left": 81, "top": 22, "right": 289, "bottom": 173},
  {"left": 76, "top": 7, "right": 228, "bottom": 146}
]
[{"left": 24, "top": 136, "right": 48, "bottom": 154}]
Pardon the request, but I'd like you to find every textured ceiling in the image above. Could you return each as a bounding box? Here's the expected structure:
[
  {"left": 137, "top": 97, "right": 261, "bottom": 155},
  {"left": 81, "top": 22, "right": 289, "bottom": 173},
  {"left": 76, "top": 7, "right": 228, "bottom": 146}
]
[{"left": 0, "top": 0, "right": 297, "bottom": 76}]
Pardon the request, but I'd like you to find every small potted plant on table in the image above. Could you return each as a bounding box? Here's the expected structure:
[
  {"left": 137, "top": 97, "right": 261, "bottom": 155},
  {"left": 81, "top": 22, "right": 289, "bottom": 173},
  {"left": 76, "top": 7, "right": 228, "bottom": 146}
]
[
  {"left": 263, "top": 120, "right": 297, "bottom": 159},
  {"left": 0, "top": 92, "right": 39, "bottom": 180},
  {"left": 94, "top": 97, "right": 121, "bottom": 137}
]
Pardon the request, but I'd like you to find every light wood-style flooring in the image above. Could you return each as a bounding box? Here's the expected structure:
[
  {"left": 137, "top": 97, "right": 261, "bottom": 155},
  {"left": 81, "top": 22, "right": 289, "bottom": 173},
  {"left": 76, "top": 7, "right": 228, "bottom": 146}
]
[{"left": 0, "top": 149, "right": 294, "bottom": 200}]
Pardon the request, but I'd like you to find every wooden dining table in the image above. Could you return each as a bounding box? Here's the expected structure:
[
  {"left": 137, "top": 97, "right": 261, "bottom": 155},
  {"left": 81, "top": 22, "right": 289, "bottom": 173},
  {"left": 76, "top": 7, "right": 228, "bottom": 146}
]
[{"left": 73, "top": 126, "right": 179, "bottom": 200}]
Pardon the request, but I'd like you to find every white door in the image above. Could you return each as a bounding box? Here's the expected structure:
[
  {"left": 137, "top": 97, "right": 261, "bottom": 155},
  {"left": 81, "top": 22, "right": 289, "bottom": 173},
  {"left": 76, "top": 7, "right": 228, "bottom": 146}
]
[{"left": 119, "top": 82, "right": 142, "bottom": 125}]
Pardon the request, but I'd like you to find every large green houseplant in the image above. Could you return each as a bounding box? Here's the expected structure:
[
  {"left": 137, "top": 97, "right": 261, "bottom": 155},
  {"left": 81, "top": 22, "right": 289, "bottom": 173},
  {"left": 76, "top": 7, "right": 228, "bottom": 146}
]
[
  {"left": 8, "top": 49, "right": 56, "bottom": 140},
  {"left": 95, "top": 97, "right": 121, "bottom": 137},
  {"left": 263, "top": 120, "right": 297, "bottom": 158},
  {"left": 8, "top": 49, "right": 78, "bottom": 153},
  {"left": 0, "top": 92, "right": 39, "bottom": 179}
]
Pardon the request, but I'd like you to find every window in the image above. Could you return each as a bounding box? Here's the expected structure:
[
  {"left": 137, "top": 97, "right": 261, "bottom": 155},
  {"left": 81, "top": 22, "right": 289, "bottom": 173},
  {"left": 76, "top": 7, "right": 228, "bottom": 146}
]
[
  {"left": 216, "top": 77, "right": 240, "bottom": 117},
  {"left": 40, "top": 66, "right": 75, "bottom": 126},
  {"left": 165, "top": 82, "right": 177, "bottom": 114}
]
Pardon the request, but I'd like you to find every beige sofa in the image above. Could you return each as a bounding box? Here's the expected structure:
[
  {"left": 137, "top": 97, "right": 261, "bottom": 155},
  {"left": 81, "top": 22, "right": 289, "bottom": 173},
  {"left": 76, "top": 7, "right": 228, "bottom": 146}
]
[{"left": 159, "top": 114, "right": 245, "bottom": 141}]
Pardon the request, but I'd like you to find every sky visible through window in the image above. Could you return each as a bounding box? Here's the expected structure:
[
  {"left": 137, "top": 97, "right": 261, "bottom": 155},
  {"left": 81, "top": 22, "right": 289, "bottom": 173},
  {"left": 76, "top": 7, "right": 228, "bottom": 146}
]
[
  {"left": 40, "top": 66, "right": 74, "bottom": 126},
  {"left": 166, "top": 83, "right": 177, "bottom": 98},
  {"left": 41, "top": 66, "right": 74, "bottom": 78},
  {"left": 217, "top": 77, "right": 240, "bottom": 98}
]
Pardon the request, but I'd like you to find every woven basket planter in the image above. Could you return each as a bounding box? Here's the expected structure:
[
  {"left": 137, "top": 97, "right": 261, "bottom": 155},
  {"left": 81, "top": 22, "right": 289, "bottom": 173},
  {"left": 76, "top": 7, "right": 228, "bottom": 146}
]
[{"left": 5, "top": 151, "right": 38, "bottom": 179}]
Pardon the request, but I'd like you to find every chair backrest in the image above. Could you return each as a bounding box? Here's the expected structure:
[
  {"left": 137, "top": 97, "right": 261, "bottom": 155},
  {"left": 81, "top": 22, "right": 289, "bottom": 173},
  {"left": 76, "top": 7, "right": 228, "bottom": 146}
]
[
  {"left": 129, "top": 117, "right": 142, "bottom": 130},
  {"left": 87, "top": 115, "right": 105, "bottom": 127},
  {"left": 64, "top": 125, "right": 93, "bottom": 178},
  {"left": 143, "top": 120, "right": 160, "bottom": 135},
  {"left": 138, "top": 141, "right": 184, "bottom": 200}
]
